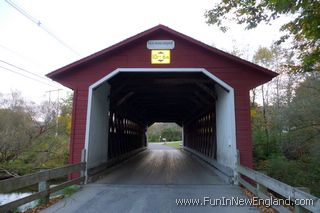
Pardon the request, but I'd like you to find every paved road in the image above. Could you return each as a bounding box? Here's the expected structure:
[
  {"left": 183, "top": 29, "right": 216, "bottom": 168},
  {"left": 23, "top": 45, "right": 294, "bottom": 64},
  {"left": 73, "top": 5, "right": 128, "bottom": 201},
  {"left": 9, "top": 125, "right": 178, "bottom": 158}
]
[{"left": 42, "top": 144, "right": 259, "bottom": 213}]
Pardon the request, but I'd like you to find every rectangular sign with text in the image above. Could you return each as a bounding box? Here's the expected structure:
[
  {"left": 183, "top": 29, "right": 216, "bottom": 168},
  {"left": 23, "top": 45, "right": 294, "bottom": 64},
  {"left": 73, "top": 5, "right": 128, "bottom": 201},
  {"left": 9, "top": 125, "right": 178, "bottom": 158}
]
[
  {"left": 151, "top": 50, "right": 171, "bottom": 64},
  {"left": 147, "top": 40, "right": 175, "bottom": 50}
]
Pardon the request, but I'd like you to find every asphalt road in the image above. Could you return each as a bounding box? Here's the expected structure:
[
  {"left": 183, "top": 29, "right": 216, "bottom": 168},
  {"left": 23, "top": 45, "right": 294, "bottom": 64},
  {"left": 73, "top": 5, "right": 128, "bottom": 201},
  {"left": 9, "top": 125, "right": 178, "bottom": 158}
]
[{"left": 41, "top": 144, "right": 259, "bottom": 213}]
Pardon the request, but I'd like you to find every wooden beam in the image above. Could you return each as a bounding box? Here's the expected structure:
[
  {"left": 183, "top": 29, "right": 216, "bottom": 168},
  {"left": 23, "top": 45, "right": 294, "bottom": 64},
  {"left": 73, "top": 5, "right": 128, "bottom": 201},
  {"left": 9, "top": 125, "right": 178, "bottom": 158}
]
[
  {"left": 0, "top": 177, "right": 85, "bottom": 212},
  {"left": 109, "top": 84, "right": 126, "bottom": 99},
  {"left": 0, "top": 163, "right": 85, "bottom": 193},
  {"left": 109, "top": 73, "right": 208, "bottom": 84},
  {"left": 195, "top": 82, "right": 217, "bottom": 100},
  {"left": 116, "top": 91, "right": 135, "bottom": 106},
  {"left": 193, "top": 91, "right": 213, "bottom": 105},
  {"left": 183, "top": 106, "right": 214, "bottom": 125}
]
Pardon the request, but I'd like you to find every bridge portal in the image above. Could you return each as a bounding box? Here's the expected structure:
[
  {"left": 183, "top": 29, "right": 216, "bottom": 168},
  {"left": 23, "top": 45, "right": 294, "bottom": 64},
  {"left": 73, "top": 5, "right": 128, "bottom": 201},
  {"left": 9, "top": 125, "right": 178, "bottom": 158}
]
[{"left": 46, "top": 25, "right": 277, "bottom": 181}]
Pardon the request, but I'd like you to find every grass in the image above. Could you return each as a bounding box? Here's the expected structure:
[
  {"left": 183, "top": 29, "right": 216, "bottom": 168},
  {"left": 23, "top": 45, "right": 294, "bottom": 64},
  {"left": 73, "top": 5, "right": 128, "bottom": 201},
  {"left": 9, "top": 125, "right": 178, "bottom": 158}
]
[
  {"left": 62, "top": 185, "right": 80, "bottom": 197},
  {"left": 162, "top": 141, "right": 182, "bottom": 149}
]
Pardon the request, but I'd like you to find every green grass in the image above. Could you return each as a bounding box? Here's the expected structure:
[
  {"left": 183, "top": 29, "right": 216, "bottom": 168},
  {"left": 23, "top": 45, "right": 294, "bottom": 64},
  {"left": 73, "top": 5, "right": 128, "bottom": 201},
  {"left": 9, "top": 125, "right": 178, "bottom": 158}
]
[
  {"left": 62, "top": 185, "right": 80, "bottom": 197},
  {"left": 163, "top": 141, "right": 182, "bottom": 149}
]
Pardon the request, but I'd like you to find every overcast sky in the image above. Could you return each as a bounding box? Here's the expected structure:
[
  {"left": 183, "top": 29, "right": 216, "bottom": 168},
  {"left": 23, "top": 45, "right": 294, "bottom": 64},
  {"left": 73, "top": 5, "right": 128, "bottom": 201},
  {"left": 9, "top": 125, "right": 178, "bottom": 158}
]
[{"left": 0, "top": 0, "right": 289, "bottom": 103}]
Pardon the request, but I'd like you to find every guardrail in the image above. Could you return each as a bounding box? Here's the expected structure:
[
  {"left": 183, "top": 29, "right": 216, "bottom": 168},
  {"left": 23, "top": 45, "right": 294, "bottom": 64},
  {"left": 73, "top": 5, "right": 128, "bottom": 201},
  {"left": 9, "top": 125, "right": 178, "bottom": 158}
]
[
  {"left": 236, "top": 157, "right": 320, "bottom": 212},
  {"left": 0, "top": 162, "right": 86, "bottom": 212}
]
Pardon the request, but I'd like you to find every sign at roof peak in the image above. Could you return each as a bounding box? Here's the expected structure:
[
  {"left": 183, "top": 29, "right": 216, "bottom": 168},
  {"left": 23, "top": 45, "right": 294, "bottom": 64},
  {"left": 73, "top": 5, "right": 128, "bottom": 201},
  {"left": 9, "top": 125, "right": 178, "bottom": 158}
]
[{"left": 147, "top": 40, "right": 175, "bottom": 50}]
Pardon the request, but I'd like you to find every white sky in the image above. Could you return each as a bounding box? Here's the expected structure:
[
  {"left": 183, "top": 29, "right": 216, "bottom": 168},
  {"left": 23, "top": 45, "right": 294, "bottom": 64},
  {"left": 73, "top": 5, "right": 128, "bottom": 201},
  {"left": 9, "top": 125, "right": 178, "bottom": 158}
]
[{"left": 0, "top": 0, "right": 290, "bottom": 103}]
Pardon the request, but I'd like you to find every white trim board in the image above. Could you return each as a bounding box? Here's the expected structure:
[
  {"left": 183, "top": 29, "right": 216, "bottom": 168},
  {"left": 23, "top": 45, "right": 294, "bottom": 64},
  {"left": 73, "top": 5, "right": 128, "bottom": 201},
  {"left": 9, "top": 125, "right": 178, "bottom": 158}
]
[{"left": 90, "top": 68, "right": 230, "bottom": 91}]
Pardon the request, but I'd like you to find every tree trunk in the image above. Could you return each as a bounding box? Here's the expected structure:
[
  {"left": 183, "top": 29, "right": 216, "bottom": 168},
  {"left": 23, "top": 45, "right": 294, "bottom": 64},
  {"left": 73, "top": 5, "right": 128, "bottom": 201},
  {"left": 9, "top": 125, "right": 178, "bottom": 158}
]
[{"left": 261, "top": 85, "right": 270, "bottom": 156}]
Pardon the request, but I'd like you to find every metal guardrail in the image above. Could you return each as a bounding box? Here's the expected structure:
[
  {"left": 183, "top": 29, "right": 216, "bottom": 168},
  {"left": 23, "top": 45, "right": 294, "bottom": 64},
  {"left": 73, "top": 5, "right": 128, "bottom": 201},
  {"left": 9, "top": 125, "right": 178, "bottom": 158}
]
[
  {"left": 236, "top": 161, "right": 320, "bottom": 212},
  {"left": 0, "top": 162, "right": 86, "bottom": 212}
]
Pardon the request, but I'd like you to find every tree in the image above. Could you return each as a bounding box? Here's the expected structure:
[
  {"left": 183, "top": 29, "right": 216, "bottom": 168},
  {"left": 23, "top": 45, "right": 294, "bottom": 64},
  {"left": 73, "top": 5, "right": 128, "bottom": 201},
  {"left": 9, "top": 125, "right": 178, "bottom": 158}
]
[
  {"left": 0, "top": 91, "right": 72, "bottom": 176},
  {"left": 252, "top": 47, "right": 275, "bottom": 156},
  {"left": 265, "top": 73, "right": 320, "bottom": 196},
  {"left": 147, "top": 123, "right": 182, "bottom": 142},
  {"left": 250, "top": 45, "right": 295, "bottom": 160},
  {"left": 283, "top": 73, "right": 320, "bottom": 159},
  {"left": 205, "top": 0, "right": 320, "bottom": 72},
  {"left": 58, "top": 94, "right": 73, "bottom": 136},
  {"left": 0, "top": 92, "right": 34, "bottom": 163}
]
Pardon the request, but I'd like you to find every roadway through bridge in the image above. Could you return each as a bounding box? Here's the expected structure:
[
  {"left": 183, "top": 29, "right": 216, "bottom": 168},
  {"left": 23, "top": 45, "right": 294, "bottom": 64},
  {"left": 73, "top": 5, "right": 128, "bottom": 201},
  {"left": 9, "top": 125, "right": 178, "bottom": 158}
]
[{"left": 42, "top": 144, "right": 259, "bottom": 213}]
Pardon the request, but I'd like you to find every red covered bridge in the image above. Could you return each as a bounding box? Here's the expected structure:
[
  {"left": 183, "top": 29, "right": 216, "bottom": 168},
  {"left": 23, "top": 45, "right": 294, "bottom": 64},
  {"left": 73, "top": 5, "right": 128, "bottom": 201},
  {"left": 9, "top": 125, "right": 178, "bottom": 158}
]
[
  {"left": 47, "top": 25, "right": 276, "bottom": 181},
  {"left": 2, "top": 25, "right": 319, "bottom": 213}
]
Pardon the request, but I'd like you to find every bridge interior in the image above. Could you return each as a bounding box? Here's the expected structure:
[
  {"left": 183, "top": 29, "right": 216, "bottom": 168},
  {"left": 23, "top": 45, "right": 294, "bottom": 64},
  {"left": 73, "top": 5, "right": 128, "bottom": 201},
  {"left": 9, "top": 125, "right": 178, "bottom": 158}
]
[
  {"left": 86, "top": 70, "right": 236, "bottom": 181},
  {"left": 108, "top": 72, "right": 217, "bottom": 156}
]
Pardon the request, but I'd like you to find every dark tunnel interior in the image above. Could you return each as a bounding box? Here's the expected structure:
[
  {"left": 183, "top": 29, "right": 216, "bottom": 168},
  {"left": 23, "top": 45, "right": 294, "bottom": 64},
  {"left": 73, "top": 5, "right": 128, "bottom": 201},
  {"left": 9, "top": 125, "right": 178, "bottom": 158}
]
[{"left": 105, "top": 72, "right": 218, "bottom": 161}]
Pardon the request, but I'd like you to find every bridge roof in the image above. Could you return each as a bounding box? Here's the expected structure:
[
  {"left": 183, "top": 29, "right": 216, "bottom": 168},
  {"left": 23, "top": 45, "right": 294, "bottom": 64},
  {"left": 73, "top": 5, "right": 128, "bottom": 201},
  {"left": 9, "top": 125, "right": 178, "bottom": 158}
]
[{"left": 46, "top": 24, "right": 277, "bottom": 80}]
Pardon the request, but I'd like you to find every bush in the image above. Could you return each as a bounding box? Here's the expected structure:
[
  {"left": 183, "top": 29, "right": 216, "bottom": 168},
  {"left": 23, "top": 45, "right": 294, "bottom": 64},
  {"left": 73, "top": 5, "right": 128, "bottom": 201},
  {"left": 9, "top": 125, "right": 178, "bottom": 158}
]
[
  {"left": 161, "top": 128, "right": 181, "bottom": 141},
  {"left": 265, "top": 155, "right": 320, "bottom": 196}
]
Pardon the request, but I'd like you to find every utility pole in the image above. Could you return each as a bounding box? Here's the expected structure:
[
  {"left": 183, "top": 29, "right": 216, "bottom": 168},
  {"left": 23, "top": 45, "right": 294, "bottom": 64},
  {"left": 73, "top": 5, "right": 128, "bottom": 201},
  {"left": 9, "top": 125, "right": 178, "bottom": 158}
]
[{"left": 45, "top": 89, "right": 62, "bottom": 137}]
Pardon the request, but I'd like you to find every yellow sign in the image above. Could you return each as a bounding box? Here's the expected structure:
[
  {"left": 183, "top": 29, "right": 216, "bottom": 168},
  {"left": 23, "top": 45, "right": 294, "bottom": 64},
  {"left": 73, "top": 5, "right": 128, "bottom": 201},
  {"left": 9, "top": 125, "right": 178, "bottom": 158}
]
[{"left": 151, "top": 50, "right": 170, "bottom": 64}]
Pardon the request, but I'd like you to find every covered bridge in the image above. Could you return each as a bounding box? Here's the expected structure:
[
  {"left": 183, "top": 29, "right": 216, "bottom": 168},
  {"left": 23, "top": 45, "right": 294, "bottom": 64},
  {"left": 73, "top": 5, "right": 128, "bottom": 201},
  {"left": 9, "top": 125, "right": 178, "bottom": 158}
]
[{"left": 47, "top": 25, "right": 277, "bottom": 181}]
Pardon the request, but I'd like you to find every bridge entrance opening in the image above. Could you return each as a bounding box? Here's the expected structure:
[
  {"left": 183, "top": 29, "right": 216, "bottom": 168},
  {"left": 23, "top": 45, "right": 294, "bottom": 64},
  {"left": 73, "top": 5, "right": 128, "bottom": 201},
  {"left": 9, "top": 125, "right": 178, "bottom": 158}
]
[
  {"left": 146, "top": 122, "right": 182, "bottom": 144},
  {"left": 85, "top": 68, "right": 237, "bottom": 183}
]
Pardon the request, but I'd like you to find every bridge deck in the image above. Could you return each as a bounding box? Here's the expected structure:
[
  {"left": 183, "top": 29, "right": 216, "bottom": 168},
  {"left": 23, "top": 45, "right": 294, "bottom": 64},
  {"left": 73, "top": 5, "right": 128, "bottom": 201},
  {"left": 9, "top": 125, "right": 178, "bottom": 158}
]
[
  {"left": 96, "top": 143, "right": 223, "bottom": 185},
  {"left": 41, "top": 144, "right": 259, "bottom": 213}
]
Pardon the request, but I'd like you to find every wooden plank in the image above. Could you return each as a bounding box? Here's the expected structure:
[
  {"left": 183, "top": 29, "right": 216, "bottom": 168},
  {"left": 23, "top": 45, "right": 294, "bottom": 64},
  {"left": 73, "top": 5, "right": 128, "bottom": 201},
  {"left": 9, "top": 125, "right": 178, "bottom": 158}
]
[
  {"left": 0, "top": 171, "right": 49, "bottom": 194},
  {"left": 0, "top": 176, "right": 84, "bottom": 212},
  {"left": 87, "top": 147, "right": 147, "bottom": 182},
  {"left": 0, "top": 189, "right": 48, "bottom": 212},
  {"left": 237, "top": 165, "right": 320, "bottom": 212},
  {"left": 0, "top": 163, "right": 85, "bottom": 193},
  {"left": 48, "top": 176, "right": 85, "bottom": 194},
  {"left": 48, "top": 163, "right": 86, "bottom": 179}
]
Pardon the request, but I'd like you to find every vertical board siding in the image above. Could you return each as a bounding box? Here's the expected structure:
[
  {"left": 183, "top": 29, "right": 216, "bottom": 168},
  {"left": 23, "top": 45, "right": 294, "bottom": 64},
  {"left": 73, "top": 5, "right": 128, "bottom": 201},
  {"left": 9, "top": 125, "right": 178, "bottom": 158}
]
[{"left": 234, "top": 89, "right": 253, "bottom": 168}]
